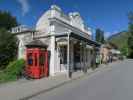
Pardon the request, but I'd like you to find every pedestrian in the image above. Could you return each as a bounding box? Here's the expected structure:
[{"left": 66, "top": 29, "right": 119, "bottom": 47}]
[{"left": 96, "top": 53, "right": 100, "bottom": 67}]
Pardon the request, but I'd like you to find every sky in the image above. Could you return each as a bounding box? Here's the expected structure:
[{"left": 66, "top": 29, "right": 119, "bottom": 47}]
[{"left": 0, "top": 0, "right": 133, "bottom": 37}]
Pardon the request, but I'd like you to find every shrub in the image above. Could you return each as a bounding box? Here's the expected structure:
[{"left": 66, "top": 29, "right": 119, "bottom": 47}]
[{"left": 0, "top": 59, "right": 25, "bottom": 83}]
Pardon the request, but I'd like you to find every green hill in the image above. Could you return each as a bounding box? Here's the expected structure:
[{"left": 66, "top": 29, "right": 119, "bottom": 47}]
[{"left": 108, "top": 31, "right": 129, "bottom": 56}]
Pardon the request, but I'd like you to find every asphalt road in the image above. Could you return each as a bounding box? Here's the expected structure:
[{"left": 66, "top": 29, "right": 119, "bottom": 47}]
[{"left": 29, "top": 60, "right": 133, "bottom": 100}]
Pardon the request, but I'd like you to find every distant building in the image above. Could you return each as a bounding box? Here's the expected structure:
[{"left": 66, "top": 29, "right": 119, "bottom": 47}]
[
  {"left": 100, "top": 43, "right": 121, "bottom": 63},
  {"left": 11, "top": 5, "right": 100, "bottom": 76}
]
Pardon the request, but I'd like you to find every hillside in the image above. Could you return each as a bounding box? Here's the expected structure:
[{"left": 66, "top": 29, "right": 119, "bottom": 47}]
[{"left": 108, "top": 31, "right": 129, "bottom": 56}]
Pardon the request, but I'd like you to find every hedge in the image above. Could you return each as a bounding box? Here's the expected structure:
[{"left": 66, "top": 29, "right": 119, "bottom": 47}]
[{"left": 0, "top": 59, "right": 25, "bottom": 83}]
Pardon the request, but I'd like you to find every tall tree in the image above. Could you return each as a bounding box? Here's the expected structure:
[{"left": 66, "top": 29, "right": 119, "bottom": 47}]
[
  {"left": 0, "top": 28, "right": 18, "bottom": 69},
  {"left": 95, "top": 28, "right": 105, "bottom": 44},
  {"left": 0, "top": 11, "right": 18, "bottom": 69},
  {"left": 128, "top": 12, "right": 133, "bottom": 58},
  {"left": 0, "top": 11, "right": 18, "bottom": 30}
]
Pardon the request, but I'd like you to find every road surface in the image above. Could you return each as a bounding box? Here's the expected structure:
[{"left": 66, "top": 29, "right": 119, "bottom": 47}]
[{"left": 29, "top": 60, "right": 133, "bottom": 100}]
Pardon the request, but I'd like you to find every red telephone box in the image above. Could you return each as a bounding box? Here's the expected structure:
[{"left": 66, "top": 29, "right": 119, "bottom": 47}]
[{"left": 25, "top": 40, "right": 49, "bottom": 79}]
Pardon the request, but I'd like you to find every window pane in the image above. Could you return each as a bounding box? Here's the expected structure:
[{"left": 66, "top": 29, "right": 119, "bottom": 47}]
[
  {"left": 60, "top": 46, "right": 67, "bottom": 64},
  {"left": 40, "top": 54, "right": 45, "bottom": 66},
  {"left": 74, "top": 44, "right": 80, "bottom": 62},
  {"left": 35, "top": 54, "right": 37, "bottom": 66},
  {"left": 28, "top": 53, "right": 33, "bottom": 66}
]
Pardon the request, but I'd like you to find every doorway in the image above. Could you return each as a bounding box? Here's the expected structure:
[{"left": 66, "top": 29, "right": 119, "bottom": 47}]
[{"left": 59, "top": 45, "right": 67, "bottom": 72}]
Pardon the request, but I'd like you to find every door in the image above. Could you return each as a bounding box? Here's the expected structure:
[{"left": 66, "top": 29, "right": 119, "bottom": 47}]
[
  {"left": 39, "top": 52, "right": 45, "bottom": 77},
  {"left": 39, "top": 50, "right": 48, "bottom": 77},
  {"left": 32, "top": 50, "right": 40, "bottom": 78},
  {"left": 59, "top": 45, "right": 67, "bottom": 72},
  {"left": 26, "top": 49, "right": 40, "bottom": 78},
  {"left": 26, "top": 51, "right": 33, "bottom": 76}
]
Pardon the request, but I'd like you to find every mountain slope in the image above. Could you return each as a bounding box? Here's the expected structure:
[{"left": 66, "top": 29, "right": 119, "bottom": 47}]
[{"left": 108, "top": 31, "right": 129, "bottom": 56}]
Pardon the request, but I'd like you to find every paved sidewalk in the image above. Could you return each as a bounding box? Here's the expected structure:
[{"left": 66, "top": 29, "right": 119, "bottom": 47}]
[{"left": 0, "top": 63, "right": 113, "bottom": 100}]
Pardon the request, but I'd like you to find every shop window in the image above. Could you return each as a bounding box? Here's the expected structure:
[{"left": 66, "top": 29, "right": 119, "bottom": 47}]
[
  {"left": 90, "top": 49, "right": 93, "bottom": 55},
  {"left": 60, "top": 46, "right": 67, "bottom": 64},
  {"left": 86, "top": 50, "right": 88, "bottom": 62},
  {"left": 74, "top": 44, "right": 80, "bottom": 62}
]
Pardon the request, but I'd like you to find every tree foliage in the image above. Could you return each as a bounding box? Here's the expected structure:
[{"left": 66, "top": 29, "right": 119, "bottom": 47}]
[
  {"left": 0, "top": 28, "right": 18, "bottom": 69},
  {"left": 0, "top": 11, "right": 18, "bottom": 69},
  {"left": 128, "top": 12, "right": 133, "bottom": 58},
  {"left": 95, "top": 28, "right": 105, "bottom": 44},
  {"left": 108, "top": 31, "right": 129, "bottom": 56},
  {"left": 0, "top": 11, "right": 18, "bottom": 30}
]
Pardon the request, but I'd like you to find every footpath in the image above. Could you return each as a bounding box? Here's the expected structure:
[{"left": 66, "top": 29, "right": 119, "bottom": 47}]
[{"left": 0, "top": 63, "right": 114, "bottom": 100}]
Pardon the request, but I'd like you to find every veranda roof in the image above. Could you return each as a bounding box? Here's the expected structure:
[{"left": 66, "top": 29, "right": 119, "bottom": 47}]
[{"left": 26, "top": 40, "right": 48, "bottom": 48}]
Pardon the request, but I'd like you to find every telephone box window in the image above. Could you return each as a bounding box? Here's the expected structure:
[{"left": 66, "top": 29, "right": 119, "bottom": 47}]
[
  {"left": 40, "top": 54, "right": 45, "bottom": 66},
  {"left": 35, "top": 54, "right": 37, "bottom": 66},
  {"left": 28, "top": 53, "right": 33, "bottom": 65}
]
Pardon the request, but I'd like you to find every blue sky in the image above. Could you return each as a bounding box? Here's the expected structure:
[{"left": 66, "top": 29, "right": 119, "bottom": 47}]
[{"left": 0, "top": 0, "right": 133, "bottom": 37}]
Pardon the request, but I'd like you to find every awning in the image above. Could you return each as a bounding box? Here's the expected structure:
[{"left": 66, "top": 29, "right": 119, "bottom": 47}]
[
  {"left": 56, "top": 32, "right": 101, "bottom": 47},
  {"left": 110, "top": 49, "right": 121, "bottom": 54}
]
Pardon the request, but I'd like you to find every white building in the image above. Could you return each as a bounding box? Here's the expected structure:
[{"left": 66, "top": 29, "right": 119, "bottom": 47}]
[{"left": 11, "top": 5, "right": 100, "bottom": 76}]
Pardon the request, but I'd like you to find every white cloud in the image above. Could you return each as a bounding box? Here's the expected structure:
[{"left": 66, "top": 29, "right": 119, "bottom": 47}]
[
  {"left": 18, "top": 0, "right": 30, "bottom": 16},
  {"left": 105, "top": 32, "right": 111, "bottom": 38},
  {"left": 105, "top": 31, "right": 119, "bottom": 38}
]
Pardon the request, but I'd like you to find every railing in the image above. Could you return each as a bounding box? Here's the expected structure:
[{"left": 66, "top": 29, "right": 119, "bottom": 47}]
[
  {"left": 51, "top": 9, "right": 70, "bottom": 25},
  {"left": 60, "top": 12, "right": 70, "bottom": 21},
  {"left": 33, "top": 31, "right": 45, "bottom": 37}
]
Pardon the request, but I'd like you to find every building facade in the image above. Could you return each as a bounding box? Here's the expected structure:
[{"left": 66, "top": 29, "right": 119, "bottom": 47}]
[{"left": 11, "top": 5, "right": 100, "bottom": 76}]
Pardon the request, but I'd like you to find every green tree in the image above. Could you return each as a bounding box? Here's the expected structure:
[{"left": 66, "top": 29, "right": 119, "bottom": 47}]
[
  {"left": 0, "top": 28, "right": 18, "bottom": 69},
  {"left": 128, "top": 12, "right": 133, "bottom": 58},
  {"left": 0, "top": 11, "right": 18, "bottom": 69},
  {"left": 95, "top": 28, "right": 105, "bottom": 44},
  {"left": 0, "top": 11, "right": 18, "bottom": 30}
]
